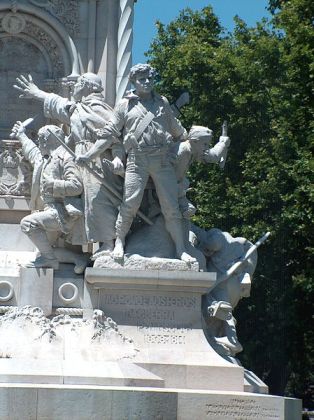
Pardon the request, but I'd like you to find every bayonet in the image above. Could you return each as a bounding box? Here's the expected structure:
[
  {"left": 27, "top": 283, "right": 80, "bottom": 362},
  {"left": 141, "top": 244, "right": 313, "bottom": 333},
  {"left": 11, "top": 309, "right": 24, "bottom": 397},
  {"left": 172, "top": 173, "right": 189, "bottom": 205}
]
[{"left": 219, "top": 120, "right": 228, "bottom": 169}]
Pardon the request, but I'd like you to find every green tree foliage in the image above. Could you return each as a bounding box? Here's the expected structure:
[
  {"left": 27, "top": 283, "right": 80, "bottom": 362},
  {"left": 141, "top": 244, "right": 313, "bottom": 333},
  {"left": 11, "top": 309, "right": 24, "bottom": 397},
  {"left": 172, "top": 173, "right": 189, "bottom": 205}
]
[{"left": 146, "top": 1, "right": 314, "bottom": 399}]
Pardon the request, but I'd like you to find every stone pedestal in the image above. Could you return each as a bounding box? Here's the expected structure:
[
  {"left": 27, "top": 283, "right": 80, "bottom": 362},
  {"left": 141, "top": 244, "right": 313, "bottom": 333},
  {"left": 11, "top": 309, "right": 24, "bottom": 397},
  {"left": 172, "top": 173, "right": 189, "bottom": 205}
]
[
  {"left": 0, "top": 266, "right": 53, "bottom": 316},
  {"left": 0, "top": 267, "right": 302, "bottom": 419},
  {"left": 83, "top": 268, "right": 244, "bottom": 391}
]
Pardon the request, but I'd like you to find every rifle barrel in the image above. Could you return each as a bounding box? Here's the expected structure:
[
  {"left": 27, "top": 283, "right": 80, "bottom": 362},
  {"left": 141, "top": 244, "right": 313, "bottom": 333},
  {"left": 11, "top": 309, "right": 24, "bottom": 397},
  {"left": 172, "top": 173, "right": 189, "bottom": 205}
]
[{"left": 210, "top": 231, "right": 271, "bottom": 289}]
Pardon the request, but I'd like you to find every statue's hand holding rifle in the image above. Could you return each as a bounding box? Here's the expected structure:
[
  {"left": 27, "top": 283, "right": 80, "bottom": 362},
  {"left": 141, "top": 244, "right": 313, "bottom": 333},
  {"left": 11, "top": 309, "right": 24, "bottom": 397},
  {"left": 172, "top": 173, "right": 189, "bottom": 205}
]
[
  {"left": 218, "top": 120, "right": 231, "bottom": 169},
  {"left": 11, "top": 121, "right": 26, "bottom": 139}
]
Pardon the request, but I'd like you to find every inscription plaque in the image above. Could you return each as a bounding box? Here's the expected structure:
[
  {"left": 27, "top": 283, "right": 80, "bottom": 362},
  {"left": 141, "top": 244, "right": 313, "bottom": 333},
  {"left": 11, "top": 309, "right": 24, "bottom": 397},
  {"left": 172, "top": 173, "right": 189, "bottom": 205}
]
[{"left": 205, "top": 398, "right": 280, "bottom": 419}]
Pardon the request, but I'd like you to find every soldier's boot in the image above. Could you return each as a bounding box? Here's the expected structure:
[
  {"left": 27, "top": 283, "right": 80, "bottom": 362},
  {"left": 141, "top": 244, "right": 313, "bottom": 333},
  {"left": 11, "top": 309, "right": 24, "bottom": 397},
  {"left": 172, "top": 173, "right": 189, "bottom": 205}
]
[
  {"left": 54, "top": 247, "right": 89, "bottom": 274},
  {"left": 215, "top": 316, "right": 243, "bottom": 356},
  {"left": 91, "top": 240, "right": 114, "bottom": 260},
  {"left": 23, "top": 229, "right": 59, "bottom": 269},
  {"left": 165, "top": 218, "right": 197, "bottom": 263}
]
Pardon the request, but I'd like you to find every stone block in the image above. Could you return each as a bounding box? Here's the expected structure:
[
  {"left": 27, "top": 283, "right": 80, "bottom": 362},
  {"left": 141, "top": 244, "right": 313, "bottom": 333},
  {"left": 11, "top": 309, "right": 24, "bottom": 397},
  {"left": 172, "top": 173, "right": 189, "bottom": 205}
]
[
  {"left": 177, "top": 390, "right": 302, "bottom": 420},
  {"left": 83, "top": 268, "right": 244, "bottom": 391},
  {"left": 0, "top": 385, "right": 38, "bottom": 420},
  {"left": 0, "top": 385, "right": 302, "bottom": 420},
  {"left": 0, "top": 223, "right": 35, "bottom": 252},
  {"left": 0, "top": 359, "right": 63, "bottom": 385},
  {"left": 19, "top": 267, "right": 53, "bottom": 316},
  {"left": 53, "top": 268, "right": 84, "bottom": 310},
  {"left": 0, "top": 268, "right": 19, "bottom": 307}
]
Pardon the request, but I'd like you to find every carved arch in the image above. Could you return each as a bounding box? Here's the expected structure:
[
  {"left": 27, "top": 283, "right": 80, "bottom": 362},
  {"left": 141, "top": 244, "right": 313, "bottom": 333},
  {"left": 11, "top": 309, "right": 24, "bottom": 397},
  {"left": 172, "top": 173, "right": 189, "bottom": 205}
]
[
  {"left": 0, "top": 32, "right": 54, "bottom": 78},
  {"left": 0, "top": 1, "right": 80, "bottom": 77}
]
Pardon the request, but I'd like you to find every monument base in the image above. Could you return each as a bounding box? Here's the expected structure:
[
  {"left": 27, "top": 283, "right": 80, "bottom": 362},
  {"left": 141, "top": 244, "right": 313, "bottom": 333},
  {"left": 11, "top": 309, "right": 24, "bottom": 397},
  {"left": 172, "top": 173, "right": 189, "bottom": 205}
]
[
  {"left": 0, "top": 266, "right": 302, "bottom": 418},
  {"left": 0, "top": 384, "right": 302, "bottom": 420}
]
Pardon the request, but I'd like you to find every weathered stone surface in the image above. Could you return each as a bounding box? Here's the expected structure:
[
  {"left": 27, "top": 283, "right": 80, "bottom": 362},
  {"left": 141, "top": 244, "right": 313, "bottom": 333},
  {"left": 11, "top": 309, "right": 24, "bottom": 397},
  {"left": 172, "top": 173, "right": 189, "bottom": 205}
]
[
  {"left": 0, "top": 385, "right": 302, "bottom": 420},
  {"left": 83, "top": 268, "right": 246, "bottom": 392},
  {"left": 94, "top": 254, "right": 199, "bottom": 272}
]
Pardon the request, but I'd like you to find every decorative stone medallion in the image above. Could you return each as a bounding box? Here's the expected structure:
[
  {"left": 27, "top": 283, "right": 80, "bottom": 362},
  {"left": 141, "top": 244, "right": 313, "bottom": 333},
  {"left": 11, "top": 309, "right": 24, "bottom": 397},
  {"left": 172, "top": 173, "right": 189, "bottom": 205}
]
[{"left": 2, "top": 13, "right": 26, "bottom": 34}]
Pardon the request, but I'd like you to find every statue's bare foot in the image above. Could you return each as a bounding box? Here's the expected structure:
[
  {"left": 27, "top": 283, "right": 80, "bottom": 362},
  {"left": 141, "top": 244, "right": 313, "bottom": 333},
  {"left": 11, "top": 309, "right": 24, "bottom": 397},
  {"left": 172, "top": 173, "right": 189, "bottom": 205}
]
[
  {"left": 179, "top": 251, "right": 197, "bottom": 263},
  {"left": 112, "top": 238, "right": 125, "bottom": 260}
]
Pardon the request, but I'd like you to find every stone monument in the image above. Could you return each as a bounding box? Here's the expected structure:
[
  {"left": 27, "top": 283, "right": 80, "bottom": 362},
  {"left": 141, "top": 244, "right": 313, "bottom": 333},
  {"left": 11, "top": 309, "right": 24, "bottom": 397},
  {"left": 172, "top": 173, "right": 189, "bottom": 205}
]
[{"left": 0, "top": 1, "right": 301, "bottom": 419}]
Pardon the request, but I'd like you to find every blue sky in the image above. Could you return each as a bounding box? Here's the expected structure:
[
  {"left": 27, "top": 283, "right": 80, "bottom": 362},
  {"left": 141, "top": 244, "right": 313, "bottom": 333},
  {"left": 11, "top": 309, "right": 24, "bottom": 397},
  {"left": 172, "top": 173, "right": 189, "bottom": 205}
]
[{"left": 133, "top": 0, "right": 270, "bottom": 63}]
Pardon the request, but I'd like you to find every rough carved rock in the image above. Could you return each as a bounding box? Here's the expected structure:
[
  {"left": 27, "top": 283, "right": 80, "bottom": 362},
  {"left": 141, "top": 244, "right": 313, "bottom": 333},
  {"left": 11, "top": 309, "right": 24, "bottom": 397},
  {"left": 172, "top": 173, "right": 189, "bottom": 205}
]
[
  {"left": 94, "top": 215, "right": 204, "bottom": 271},
  {"left": 0, "top": 306, "right": 138, "bottom": 361},
  {"left": 94, "top": 254, "right": 199, "bottom": 272}
]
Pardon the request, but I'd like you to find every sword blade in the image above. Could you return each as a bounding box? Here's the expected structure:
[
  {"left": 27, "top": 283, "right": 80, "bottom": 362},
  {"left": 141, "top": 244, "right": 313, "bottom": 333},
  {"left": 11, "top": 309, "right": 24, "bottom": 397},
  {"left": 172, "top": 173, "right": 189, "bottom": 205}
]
[{"left": 21, "top": 114, "right": 38, "bottom": 128}]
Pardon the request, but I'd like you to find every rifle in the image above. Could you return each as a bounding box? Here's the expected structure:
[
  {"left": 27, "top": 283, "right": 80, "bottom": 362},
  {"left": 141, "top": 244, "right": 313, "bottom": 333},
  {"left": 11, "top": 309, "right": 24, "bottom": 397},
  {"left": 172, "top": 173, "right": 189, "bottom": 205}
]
[
  {"left": 210, "top": 231, "right": 271, "bottom": 290},
  {"left": 46, "top": 128, "right": 153, "bottom": 226}
]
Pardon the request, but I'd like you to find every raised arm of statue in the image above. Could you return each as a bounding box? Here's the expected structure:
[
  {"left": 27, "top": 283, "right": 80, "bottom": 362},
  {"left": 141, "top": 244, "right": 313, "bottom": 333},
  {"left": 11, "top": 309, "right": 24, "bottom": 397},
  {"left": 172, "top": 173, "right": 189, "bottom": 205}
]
[
  {"left": 11, "top": 121, "right": 41, "bottom": 167},
  {"left": 162, "top": 96, "right": 187, "bottom": 140},
  {"left": 203, "top": 135, "right": 231, "bottom": 164}
]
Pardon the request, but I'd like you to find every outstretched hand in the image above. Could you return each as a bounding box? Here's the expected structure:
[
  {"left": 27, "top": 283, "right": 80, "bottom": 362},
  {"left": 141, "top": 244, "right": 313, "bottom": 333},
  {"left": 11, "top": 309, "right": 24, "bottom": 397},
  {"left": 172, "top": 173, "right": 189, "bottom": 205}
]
[
  {"left": 13, "top": 74, "right": 42, "bottom": 100},
  {"left": 10, "top": 121, "right": 25, "bottom": 139}
]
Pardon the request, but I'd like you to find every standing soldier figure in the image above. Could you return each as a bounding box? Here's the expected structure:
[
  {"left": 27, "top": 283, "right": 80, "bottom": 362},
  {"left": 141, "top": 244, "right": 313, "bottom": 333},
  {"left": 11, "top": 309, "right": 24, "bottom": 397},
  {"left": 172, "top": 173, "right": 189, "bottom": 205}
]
[{"left": 76, "top": 63, "right": 196, "bottom": 263}]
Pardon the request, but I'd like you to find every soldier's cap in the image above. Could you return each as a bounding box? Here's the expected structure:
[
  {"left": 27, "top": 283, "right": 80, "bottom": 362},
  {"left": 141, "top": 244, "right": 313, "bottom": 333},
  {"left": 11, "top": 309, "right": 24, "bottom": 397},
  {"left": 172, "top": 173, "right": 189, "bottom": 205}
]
[
  {"left": 188, "top": 126, "right": 213, "bottom": 141},
  {"left": 81, "top": 73, "right": 103, "bottom": 92}
]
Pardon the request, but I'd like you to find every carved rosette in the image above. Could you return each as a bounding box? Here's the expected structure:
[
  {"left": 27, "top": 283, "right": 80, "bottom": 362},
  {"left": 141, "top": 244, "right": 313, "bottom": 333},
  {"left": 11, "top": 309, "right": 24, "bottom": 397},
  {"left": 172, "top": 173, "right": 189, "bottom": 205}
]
[
  {"left": 0, "top": 141, "right": 32, "bottom": 197},
  {"left": 116, "top": 0, "right": 135, "bottom": 103},
  {"left": 2, "top": 12, "right": 26, "bottom": 34}
]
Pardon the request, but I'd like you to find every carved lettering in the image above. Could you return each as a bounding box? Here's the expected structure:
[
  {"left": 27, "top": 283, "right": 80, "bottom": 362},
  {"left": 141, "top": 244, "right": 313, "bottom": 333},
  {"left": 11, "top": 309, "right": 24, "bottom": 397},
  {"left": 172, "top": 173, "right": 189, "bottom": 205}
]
[
  {"left": 144, "top": 334, "right": 185, "bottom": 345},
  {"left": 138, "top": 326, "right": 191, "bottom": 345},
  {"left": 125, "top": 308, "right": 175, "bottom": 322},
  {"left": 103, "top": 294, "right": 197, "bottom": 308},
  {"left": 205, "top": 398, "right": 280, "bottom": 419}
]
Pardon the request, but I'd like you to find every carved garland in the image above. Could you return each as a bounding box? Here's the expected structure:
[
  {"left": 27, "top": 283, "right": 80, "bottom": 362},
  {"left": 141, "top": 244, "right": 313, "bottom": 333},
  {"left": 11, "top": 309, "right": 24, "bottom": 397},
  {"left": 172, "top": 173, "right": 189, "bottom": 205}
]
[
  {"left": 28, "top": 0, "right": 80, "bottom": 36},
  {"left": 0, "top": 15, "right": 65, "bottom": 79},
  {"left": 24, "top": 21, "right": 65, "bottom": 78}
]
